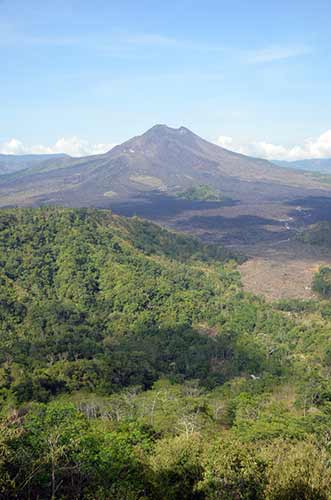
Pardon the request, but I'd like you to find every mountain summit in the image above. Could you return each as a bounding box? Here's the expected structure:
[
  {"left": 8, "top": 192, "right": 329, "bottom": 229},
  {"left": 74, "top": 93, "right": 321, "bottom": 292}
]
[
  {"left": 0, "top": 125, "right": 328, "bottom": 208},
  {"left": 107, "top": 124, "right": 201, "bottom": 157}
]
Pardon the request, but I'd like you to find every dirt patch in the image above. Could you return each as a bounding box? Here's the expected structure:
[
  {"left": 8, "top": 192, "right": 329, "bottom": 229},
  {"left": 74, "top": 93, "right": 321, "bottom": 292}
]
[{"left": 239, "top": 240, "right": 331, "bottom": 301}]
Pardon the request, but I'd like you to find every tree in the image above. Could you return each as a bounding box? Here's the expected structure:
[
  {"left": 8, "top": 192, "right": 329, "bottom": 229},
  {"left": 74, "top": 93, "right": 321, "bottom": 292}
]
[{"left": 313, "top": 266, "right": 331, "bottom": 297}]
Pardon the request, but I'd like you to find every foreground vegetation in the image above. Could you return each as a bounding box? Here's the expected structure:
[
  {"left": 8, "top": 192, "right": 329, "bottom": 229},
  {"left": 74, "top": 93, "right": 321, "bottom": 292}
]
[{"left": 1, "top": 208, "right": 331, "bottom": 498}]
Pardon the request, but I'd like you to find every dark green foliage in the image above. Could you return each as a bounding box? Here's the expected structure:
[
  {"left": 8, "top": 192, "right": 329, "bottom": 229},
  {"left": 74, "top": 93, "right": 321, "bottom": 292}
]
[
  {"left": 313, "top": 266, "right": 331, "bottom": 297},
  {"left": 275, "top": 298, "right": 318, "bottom": 313},
  {"left": 112, "top": 214, "right": 241, "bottom": 262},
  {"left": 0, "top": 208, "right": 253, "bottom": 403}
]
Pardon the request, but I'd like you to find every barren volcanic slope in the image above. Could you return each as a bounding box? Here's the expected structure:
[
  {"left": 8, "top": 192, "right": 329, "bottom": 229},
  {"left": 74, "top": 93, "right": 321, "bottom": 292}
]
[{"left": 0, "top": 124, "right": 329, "bottom": 208}]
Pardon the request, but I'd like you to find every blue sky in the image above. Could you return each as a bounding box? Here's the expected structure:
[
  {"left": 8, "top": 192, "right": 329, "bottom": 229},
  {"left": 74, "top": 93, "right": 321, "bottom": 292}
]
[{"left": 1, "top": 0, "right": 331, "bottom": 158}]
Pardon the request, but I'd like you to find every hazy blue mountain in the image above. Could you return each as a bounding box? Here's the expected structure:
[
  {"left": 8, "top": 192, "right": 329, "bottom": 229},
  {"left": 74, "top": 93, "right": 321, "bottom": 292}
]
[
  {"left": 273, "top": 158, "right": 331, "bottom": 173},
  {"left": 0, "top": 153, "right": 70, "bottom": 175}
]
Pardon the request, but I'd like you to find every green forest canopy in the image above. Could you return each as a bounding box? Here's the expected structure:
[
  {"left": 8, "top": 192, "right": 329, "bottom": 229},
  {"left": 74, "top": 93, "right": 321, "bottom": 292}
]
[{"left": 1, "top": 208, "right": 331, "bottom": 498}]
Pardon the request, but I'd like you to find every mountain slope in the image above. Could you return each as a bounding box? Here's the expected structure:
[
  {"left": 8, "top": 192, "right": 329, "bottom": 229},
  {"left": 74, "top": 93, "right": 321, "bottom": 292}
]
[{"left": 0, "top": 125, "right": 329, "bottom": 208}]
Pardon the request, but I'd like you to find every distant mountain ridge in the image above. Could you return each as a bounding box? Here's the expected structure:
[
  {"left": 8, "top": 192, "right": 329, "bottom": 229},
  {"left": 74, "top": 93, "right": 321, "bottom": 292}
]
[
  {"left": 0, "top": 153, "right": 70, "bottom": 175},
  {"left": 273, "top": 158, "right": 331, "bottom": 173},
  {"left": 0, "top": 125, "right": 329, "bottom": 208}
]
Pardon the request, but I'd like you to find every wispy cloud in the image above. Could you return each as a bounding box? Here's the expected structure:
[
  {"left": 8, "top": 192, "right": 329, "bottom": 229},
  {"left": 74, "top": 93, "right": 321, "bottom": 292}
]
[
  {"left": 0, "top": 22, "right": 79, "bottom": 47},
  {"left": 118, "top": 33, "right": 182, "bottom": 48},
  {"left": 1, "top": 24, "right": 310, "bottom": 65},
  {"left": 97, "top": 71, "right": 224, "bottom": 90},
  {"left": 245, "top": 45, "right": 311, "bottom": 64},
  {"left": 116, "top": 33, "right": 226, "bottom": 53}
]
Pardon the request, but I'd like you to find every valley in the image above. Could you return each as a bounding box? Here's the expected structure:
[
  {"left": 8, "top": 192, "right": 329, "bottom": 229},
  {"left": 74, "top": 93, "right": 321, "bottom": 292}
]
[
  {"left": 4, "top": 1, "right": 331, "bottom": 496},
  {"left": 1, "top": 125, "right": 331, "bottom": 301},
  {"left": 108, "top": 191, "right": 331, "bottom": 300},
  {"left": 2, "top": 130, "right": 331, "bottom": 497}
]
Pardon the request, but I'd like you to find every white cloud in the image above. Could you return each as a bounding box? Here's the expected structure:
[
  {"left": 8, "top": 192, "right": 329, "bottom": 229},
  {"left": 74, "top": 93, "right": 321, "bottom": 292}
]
[
  {"left": 0, "top": 138, "right": 27, "bottom": 155},
  {"left": 0, "top": 137, "right": 115, "bottom": 157},
  {"left": 217, "top": 130, "right": 331, "bottom": 161},
  {"left": 217, "top": 136, "right": 234, "bottom": 148}
]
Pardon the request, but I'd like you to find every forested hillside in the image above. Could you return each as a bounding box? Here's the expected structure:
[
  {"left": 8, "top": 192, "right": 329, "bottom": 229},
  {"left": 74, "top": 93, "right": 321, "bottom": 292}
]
[
  {"left": 0, "top": 208, "right": 245, "bottom": 401},
  {"left": 2, "top": 208, "right": 331, "bottom": 498}
]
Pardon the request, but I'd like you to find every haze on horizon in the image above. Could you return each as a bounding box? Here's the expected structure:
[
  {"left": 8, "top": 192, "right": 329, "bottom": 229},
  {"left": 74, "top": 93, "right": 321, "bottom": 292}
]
[{"left": 1, "top": 0, "right": 331, "bottom": 160}]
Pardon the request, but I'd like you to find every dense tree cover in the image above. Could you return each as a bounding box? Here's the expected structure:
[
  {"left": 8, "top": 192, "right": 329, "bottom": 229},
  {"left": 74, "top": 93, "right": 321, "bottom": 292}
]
[
  {"left": 1, "top": 208, "right": 331, "bottom": 497},
  {"left": 2, "top": 392, "right": 331, "bottom": 499},
  {"left": 0, "top": 208, "right": 255, "bottom": 404}
]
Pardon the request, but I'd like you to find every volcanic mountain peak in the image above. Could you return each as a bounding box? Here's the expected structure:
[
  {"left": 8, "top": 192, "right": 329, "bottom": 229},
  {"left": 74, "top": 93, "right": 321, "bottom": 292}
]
[
  {"left": 0, "top": 124, "right": 329, "bottom": 209},
  {"left": 106, "top": 124, "right": 200, "bottom": 159},
  {"left": 142, "top": 124, "right": 201, "bottom": 143},
  {"left": 144, "top": 124, "right": 192, "bottom": 135},
  {"left": 118, "top": 124, "right": 205, "bottom": 156}
]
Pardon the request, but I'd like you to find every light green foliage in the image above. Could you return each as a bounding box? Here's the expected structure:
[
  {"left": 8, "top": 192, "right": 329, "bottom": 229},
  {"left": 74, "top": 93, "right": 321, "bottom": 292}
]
[
  {"left": 263, "top": 439, "right": 331, "bottom": 499},
  {"left": 150, "top": 434, "right": 203, "bottom": 499},
  {"left": 198, "top": 437, "right": 268, "bottom": 499}
]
